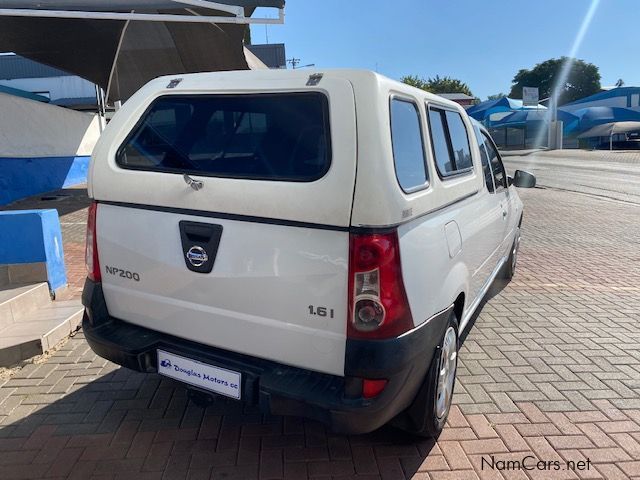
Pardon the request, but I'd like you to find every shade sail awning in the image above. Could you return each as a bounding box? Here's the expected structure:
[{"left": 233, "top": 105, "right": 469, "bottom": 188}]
[
  {"left": 577, "top": 121, "right": 640, "bottom": 139},
  {"left": 569, "top": 106, "right": 640, "bottom": 131},
  {"left": 0, "top": 1, "right": 284, "bottom": 9},
  {"left": 0, "top": 1, "right": 284, "bottom": 102},
  {"left": 0, "top": 1, "right": 285, "bottom": 23},
  {"left": 490, "top": 109, "right": 578, "bottom": 132},
  {"left": 466, "top": 97, "right": 547, "bottom": 122}
]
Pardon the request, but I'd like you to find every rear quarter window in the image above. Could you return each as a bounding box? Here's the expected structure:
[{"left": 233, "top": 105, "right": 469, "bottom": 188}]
[
  {"left": 116, "top": 92, "right": 332, "bottom": 182},
  {"left": 390, "top": 98, "right": 429, "bottom": 192}
]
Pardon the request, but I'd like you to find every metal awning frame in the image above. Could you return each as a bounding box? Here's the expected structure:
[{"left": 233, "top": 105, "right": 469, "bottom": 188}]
[{"left": 0, "top": 1, "right": 285, "bottom": 24}]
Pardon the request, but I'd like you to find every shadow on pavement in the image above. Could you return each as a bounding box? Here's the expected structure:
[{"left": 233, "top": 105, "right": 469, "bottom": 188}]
[
  {"left": 459, "top": 278, "right": 508, "bottom": 346},
  {"left": 1, "top": 186, "right": 91, "bottom": 218},
  {"left": 0, "top": 336, "right": 440, "bottom": 479}
]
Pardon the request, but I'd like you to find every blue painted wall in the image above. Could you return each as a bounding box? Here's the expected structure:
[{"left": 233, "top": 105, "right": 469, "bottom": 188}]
[
  {"left": 0, "top": 156, "right": 90, "bottom": 205},
  {"left": 0, "top": 209, "right": 67, "bottom": 291}
]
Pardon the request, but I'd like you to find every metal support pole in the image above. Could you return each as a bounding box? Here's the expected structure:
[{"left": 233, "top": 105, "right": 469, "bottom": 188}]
[
  {"left": 0, "top": 7, "right": 285, "bottom": 24},
  {"left": 547, "top": 97, "right": 564, "bottom": 150},
  {"left": 95, "top": 84, "right": 107, "bottom": 132}
]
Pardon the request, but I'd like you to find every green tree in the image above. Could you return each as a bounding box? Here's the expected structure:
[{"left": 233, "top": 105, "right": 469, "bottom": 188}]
[
  {"left": 401, "top": 75, "right": 473, "bottom": 97},
  {"left": 509, "top": 57, "right": 601, "bottom": 105},
  {"left": 401, "top": 75, "right": 430, "bottom": 90},
  {"left": 487, "top": 93, "right": 507, "bottom": 101}
]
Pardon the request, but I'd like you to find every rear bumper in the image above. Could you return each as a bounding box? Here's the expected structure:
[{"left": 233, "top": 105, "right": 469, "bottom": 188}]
[{"left": 82, "top": 279, "right": 450, "bottom": 434}]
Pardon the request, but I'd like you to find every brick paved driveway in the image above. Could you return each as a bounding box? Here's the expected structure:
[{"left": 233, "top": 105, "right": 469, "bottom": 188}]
[{"left": 1, "top": 186, "right": 639, "bottom": 480}]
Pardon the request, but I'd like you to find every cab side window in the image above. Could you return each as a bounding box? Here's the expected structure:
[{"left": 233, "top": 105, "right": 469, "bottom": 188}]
[
  {"left": 390, "top": 98, "right": 429, "bottom": 192},
  {"left": 427, "top": 107, "right": 473, "bottom": 178},
  {"left": 445, "top": 111, "right": 473, "bottom": 170},
  {"left": 475, "top": 128, "right": 495, "bottom": 193},
  {"left": 482, "top": 133, "right": 507, "bottom": 190}
]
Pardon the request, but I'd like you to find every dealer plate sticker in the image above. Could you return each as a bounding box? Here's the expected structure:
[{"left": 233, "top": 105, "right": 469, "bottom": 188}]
[{"left": 157, "top": 350, "right": 241, "bottom": 400}]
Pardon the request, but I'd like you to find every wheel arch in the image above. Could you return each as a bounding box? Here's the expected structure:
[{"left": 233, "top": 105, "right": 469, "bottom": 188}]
[
  {"left": 437, "top": 260, "right": 469, "bottom": 327},
  {"left": 452, "top": 292, "right": 465, "bottom": 326}
]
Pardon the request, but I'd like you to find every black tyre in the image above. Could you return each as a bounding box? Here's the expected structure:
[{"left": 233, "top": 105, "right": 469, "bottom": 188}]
[
  {"left": 501, "top": 227, "right": 521, "bottom": 280},
  {"left": 398, "top": 311, "right": 459, "bottom": 437}
]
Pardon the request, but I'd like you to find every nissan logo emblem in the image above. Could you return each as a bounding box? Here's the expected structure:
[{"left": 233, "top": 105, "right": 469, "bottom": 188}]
[{"left": 186, "top": 246, "right": 209, "bottom": 267}]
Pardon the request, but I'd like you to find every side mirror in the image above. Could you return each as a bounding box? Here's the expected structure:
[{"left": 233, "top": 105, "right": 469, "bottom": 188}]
[{"left": 513, "top": 170, "right": 536, "bottom": 188}]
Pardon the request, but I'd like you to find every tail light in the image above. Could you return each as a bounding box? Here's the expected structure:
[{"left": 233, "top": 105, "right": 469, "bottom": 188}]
[
  {"left": 363, "top": 379, "right": 388, "bottom": 399},
  {"left": 85, "top": 201, "right": 101, "bottom": 282},
  {"left": 347, "top": 230, "right": 413, "bottom": 339}
]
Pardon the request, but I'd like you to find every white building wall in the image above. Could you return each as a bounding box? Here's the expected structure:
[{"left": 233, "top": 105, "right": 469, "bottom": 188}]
[
  {"left": 0, "top": 76, "right": 96, "bottom": 102},
  {"left": 0, "top": 92, "right": 100, "bottom": 157}
]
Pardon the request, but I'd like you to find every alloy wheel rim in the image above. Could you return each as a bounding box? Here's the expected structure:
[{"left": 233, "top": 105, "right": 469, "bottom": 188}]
[{"left": 435, "top": 326, "right": 458, "bottom": 420}]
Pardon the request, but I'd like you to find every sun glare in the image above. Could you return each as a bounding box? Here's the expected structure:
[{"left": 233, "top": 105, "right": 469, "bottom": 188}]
[{"left": 533, "top": 0, "right": 602, "bottom": 148}]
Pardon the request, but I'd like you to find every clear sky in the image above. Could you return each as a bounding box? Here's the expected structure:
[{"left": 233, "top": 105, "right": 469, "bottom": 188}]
[{"left": 252, "top": 0, "right": 639, "bottom": 100}]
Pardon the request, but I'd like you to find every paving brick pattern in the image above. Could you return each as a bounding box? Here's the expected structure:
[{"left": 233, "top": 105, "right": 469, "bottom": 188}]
[
  {"left": 0, "top": 186, "right": 639, "bottom": 479},
  {"left": 503, "top": 149, "right": 640, "bottom": 166},
  {"left": 536, "top": 149, "right": 640, "bottom": 165}
]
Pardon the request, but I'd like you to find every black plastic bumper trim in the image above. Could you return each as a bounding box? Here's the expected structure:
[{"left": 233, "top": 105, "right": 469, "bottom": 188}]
[{"left": 82, "top": 278, "right": 450, "bottom": 434}]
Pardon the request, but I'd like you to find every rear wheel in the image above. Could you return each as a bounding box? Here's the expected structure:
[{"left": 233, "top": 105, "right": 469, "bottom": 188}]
[
  {"left": 399, "top": 311, "right": 459, "bottom": 437},
  {"left": 501, "top": 227, "right": 520, "bottom": 280}
]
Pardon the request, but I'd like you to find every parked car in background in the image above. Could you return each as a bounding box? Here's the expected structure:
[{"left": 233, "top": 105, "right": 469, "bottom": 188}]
[{"left": 82, "top": 69, "right": 536, "bottom": 436}]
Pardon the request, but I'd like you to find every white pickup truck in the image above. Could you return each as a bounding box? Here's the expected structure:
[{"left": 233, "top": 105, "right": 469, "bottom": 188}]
[{"left": 82, "top": 69, "right": 535, "bottom": 436}]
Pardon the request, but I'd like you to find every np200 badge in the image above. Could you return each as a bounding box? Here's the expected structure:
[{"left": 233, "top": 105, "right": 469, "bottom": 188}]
[{"left": 105, "top": 266, "right": 140, "bottom": 282}]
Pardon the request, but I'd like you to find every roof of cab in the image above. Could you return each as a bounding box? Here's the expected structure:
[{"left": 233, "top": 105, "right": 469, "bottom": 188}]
[{"left": 143, "top": 68, "right": 463, "bottom": 110}]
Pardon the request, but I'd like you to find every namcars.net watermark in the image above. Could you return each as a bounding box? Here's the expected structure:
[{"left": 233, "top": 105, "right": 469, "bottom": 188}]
[{"left": 482, "top": 455, "right": 591, "bottom": 473}]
